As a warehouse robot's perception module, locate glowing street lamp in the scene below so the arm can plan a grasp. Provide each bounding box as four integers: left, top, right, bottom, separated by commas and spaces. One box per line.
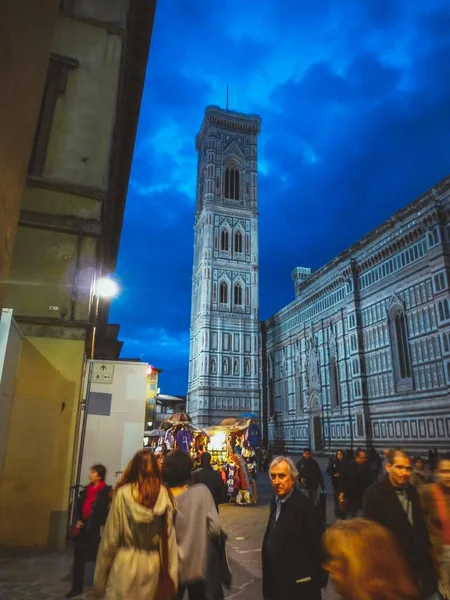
96, 276, 119, 299
90, 276, 119, 359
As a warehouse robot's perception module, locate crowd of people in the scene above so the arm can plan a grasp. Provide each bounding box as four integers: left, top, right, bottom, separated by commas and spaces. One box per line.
65, 445, 450, 600
283, 446, 450, 600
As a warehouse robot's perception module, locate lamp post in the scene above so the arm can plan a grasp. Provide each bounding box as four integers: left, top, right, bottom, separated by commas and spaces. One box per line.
75, 275, 119, 487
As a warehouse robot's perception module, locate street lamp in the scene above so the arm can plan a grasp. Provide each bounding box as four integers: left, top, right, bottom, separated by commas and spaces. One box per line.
75, 275, 119, 487
90, 276, 119, 359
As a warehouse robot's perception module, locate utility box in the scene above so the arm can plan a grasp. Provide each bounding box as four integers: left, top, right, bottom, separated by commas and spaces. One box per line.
79, 360, 148, 486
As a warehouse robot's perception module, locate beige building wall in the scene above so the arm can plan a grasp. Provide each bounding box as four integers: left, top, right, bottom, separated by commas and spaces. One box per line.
0, 0, 60, 309
0, 337, 84, 549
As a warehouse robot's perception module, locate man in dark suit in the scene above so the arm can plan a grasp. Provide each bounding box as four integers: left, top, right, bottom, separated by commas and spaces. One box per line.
339, 448, 373, 517
262, 456, 327, 600
363, 448, 438, 600
296, 448, 325, 505
192, 452, 226, 511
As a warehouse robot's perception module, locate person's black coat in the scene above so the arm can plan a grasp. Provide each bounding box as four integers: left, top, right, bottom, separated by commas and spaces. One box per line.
363, 476, 437, 598
73, 484, 112, 561
192, 466, 226, 509
262, 487, 327, 600
339, 460, 373, 509
326, 458, 342, 489
295, 457, 324, 491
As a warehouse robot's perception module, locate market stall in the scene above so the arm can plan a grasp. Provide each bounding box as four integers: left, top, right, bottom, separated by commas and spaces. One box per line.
205, 417, 262, 505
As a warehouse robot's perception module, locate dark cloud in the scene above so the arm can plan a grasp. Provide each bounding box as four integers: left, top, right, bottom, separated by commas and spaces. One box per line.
110, 0, 450, 394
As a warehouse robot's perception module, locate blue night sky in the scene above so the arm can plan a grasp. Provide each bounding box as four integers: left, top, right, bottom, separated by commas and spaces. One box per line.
110, 0, 450, 394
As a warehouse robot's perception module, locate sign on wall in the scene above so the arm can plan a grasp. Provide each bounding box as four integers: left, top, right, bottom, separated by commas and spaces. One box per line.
92, 363, 115, 384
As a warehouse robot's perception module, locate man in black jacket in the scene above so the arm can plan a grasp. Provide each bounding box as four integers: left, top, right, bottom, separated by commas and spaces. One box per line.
262, 456, 327, 600
192, 452, 226, 511
363, 449, 438, 600
296, 448, 325, 505
339, 448, 373, 517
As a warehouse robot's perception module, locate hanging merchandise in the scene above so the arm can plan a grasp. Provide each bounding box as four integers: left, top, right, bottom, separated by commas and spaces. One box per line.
245, 422, 262, 447
164, 428, 175, 450
175, 426, 194, 453
226, 461, 237, 496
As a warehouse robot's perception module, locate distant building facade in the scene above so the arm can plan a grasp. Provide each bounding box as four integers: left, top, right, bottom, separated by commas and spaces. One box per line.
262, 177, 450, 454
146, 365, 162, 428
187, 106, 261, 427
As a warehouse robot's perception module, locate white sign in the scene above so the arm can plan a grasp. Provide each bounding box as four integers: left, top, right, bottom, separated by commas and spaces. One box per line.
92, 363, 114, 384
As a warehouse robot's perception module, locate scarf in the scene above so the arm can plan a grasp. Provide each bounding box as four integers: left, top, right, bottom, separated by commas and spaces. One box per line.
433, 483, 450, 545
82, 481, 106, 520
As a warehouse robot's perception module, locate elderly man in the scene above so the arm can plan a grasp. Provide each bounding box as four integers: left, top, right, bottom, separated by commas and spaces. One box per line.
262, 456, 327, 600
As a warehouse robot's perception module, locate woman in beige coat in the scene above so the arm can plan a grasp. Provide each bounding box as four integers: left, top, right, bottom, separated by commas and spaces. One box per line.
94, 450, 178, 599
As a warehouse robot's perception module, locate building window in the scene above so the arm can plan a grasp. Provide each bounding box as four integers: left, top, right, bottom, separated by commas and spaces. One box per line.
220, 281, 228, 304
29, 53, 79, 176
330, 358, 340, 408
388, 305, 412, 389
442, 332, 450, 354
224, 166, 240, 200
428, 227, 439, 247
434, 272, 447, 293
438, 299, 450, 322
234, 230, 243, 254
220, 229, 229, 251
234, 283, 243, 306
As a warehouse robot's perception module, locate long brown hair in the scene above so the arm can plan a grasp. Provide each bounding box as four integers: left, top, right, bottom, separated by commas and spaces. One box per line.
323, 518, 419, 600
115, 450, 161, 509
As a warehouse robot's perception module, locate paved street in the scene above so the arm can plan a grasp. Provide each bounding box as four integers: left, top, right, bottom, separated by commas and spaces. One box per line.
0, 461, 339, 600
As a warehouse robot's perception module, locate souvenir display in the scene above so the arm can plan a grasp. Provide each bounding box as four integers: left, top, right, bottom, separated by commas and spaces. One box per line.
148, 411, 262, 506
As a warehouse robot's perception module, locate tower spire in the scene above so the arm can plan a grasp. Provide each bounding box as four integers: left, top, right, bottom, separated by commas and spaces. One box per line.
226, 85, 229, 111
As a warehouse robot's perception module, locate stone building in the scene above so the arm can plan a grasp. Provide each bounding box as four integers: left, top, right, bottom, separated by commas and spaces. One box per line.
261, 176, 450, 455
0, 0, 157, 549
0, 0, 60, 310
187, 106, 261, 427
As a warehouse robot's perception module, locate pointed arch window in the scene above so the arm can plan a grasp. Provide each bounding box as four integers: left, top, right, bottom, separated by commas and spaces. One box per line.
234, 230, 243, 254
234, 283, 243, 306
220, 229, 229, 251
330, 357, 340, 408
220, 281, 228, 304
388, 304, 412, 389
438, 299, 450, 322
224, 166, 240, 200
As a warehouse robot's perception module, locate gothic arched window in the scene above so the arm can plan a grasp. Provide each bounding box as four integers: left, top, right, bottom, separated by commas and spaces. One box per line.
330, 357, 340, 408
439, 299, 450, 322
234, 230, 243, 254
443, 332, 450, 353
220, 229, 229, 251
234, 283, 243, 306
224, 166, 240, 200
388, 305, 412, 389
220, 281, 228, 304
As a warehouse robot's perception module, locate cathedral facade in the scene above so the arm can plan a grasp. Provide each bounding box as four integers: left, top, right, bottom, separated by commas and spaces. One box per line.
262, 176, 450, 454
187, 106, 261, 427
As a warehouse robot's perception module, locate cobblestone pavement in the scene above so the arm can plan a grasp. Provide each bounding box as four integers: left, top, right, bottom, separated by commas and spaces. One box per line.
0, 460, 339, 600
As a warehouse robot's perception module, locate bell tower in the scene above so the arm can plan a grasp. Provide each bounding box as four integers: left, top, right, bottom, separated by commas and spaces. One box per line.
187, 106, 261, 427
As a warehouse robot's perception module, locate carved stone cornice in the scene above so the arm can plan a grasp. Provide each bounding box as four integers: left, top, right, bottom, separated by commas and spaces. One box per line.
196, 106, 261, 150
